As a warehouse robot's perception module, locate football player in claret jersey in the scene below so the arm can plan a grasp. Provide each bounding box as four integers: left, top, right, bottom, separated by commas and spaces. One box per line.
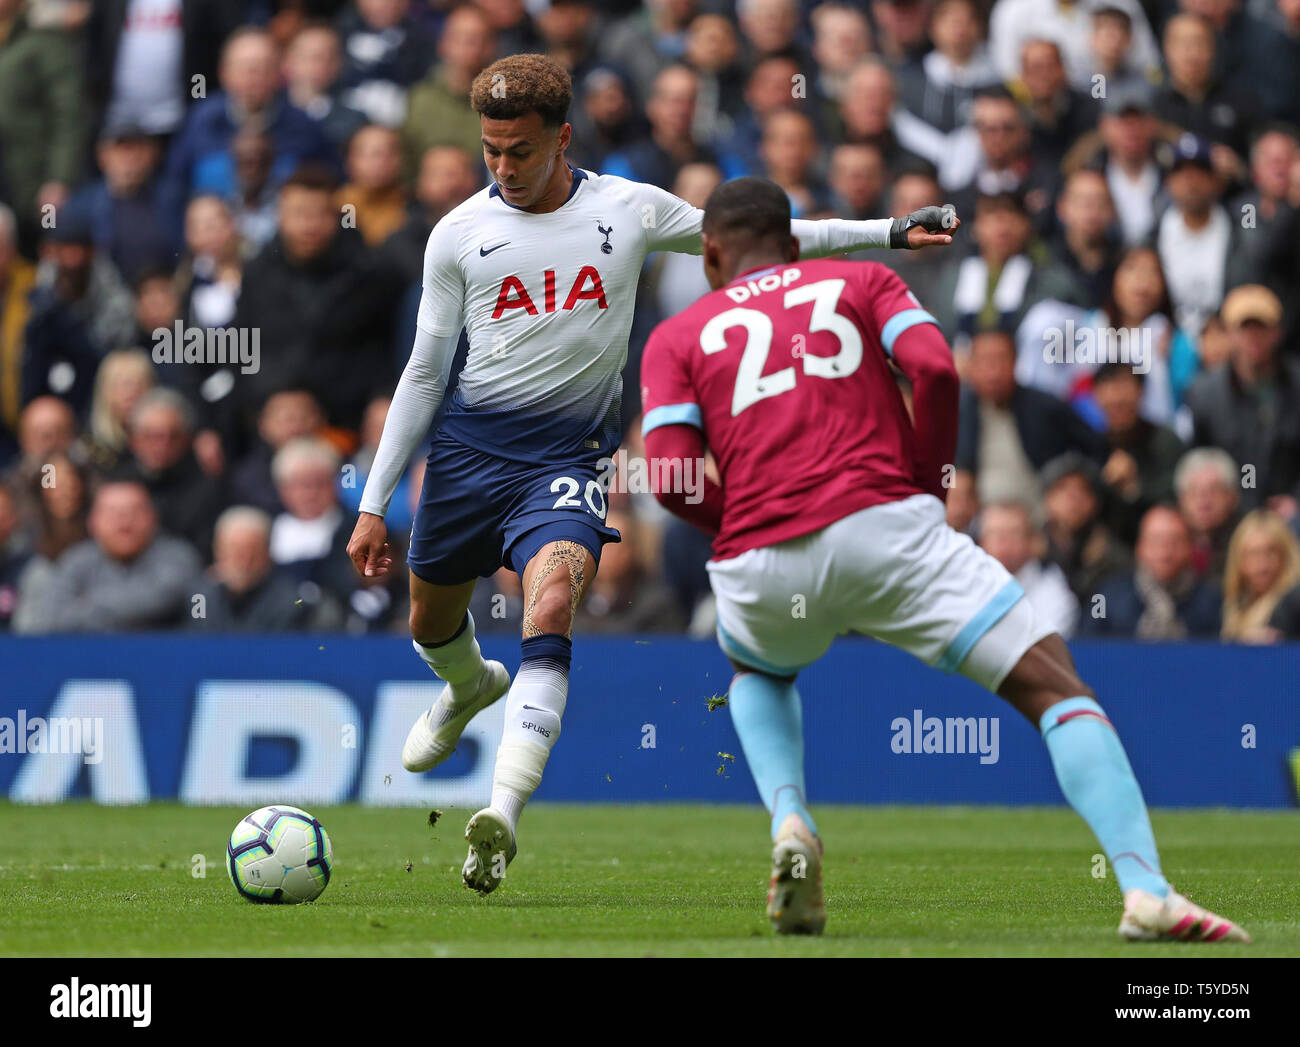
345, 54, 959, 895
641, 177, 1249, 942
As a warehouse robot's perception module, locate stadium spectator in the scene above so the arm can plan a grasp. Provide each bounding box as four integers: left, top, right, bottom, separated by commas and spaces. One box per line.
535, 0, 602, 84
760, 109, 829, 217
1037, 168, 1120, 311
602, 0, 700, 106
1245, 0, 1300, 126
84, 0, 240, 141
1081, 504, 1222, 638
958, 329, 1108, 510
1017, 38, 1097, 177
271, 435, 399, 632
1229, 127, 1299, 288
27, 213, 136, 412
939, 87, 1055, 232
16, 478, 200, 633
716, 54, 805, 178
988, 0, 1161, 91
895, 0, 996, 134
1156, 134, 1234, 337
1184, 284, 1300, 513
7, 452, 88, 633
1092, 362, 1186, 545
810, 3, 874, 110
2, 395, 80, 541
1080, 83, 1165, 247
339, 124, 408, 246
232, 165, 399, 429
334, 0, 434, 128
565, 64, 648, 173
83, 347, 156, 477
215, 126, 281, 251
1153, 14, 1252, 177
1087, 5, 1148, 102
178, 195, 243, 333
829, 143, 888, 222
1040, 450, 1132, 602
282, 20, 367, 154
871, 0, 933, 70
159, 27, 336, 234
603, 64, 739, 188
230, 389, 326, 516
978, 499, 1079, 636
0, 0, 84, 256
473, 0, 543, 57
0, 204, 37, 464
1219, 508, 1300, 642
1175, 446, 1242, 584
736, 0, 807, 66
837, 59, 931, 173
933, 193, 1045, 349
115, 387, 227, 557
401, 4, 497, 175
0, 481, 26, 630
64, 123, 175, 286
574, 507, 686, 633
681, 12, 747, 145
188, 505, 317, 632
378, 144, 479, 289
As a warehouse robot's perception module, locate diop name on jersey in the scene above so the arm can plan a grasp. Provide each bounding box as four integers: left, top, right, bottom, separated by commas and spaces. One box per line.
492, 266, 609, 318
724, 266, 804, 304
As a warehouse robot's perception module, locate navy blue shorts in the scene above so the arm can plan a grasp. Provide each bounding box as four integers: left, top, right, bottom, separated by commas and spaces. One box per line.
407, 430, 621, 586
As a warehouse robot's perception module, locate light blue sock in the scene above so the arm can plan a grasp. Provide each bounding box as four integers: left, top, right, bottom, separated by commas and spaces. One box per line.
1040, 697, 1169, 898
728, 672, 817, 839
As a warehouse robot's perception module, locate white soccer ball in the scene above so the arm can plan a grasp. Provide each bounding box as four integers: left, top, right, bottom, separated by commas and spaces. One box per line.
227, 805, 334, 904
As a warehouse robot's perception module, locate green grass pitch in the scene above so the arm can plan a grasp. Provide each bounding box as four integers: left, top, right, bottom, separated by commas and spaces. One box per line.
1, 802, 1295, 957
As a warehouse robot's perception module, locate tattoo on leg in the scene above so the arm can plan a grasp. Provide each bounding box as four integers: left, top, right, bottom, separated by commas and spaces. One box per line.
523, 541, 588, 638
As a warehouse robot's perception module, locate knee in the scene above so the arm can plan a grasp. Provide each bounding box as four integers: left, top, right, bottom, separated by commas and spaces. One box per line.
527, 573, 575, 636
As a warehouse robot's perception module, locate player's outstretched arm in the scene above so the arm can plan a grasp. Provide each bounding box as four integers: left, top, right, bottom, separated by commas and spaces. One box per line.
348, 325, 459, 578
791, 204, 960, 258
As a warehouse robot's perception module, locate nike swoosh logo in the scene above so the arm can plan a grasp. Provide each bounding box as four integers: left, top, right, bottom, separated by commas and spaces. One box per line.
479, 241, 510, 256
521, 704, 543, 712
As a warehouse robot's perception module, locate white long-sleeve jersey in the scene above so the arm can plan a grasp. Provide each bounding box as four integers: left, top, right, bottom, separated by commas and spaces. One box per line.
359, 166, 894, 517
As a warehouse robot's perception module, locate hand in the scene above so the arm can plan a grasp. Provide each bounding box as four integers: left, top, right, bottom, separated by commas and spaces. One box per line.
1102, 449, 1139, 500
347, 512, 393, 578
892, 204, 960, 249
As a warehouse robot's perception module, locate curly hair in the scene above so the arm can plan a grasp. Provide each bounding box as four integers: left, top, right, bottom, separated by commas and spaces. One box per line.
471, 54, 572, 128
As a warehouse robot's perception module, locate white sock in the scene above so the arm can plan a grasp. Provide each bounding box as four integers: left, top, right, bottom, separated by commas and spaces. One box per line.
412, 612, 487, 712
490, 658, 568, 833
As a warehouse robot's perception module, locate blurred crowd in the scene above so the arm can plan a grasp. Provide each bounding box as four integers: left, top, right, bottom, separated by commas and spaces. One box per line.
2, 0, 1300, 643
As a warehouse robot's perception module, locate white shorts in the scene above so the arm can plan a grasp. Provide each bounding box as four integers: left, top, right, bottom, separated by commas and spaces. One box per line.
706, 494, 1055, 692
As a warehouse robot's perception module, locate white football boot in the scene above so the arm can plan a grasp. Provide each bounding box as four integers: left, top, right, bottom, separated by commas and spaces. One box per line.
766, 813, 826, 935
401, 661, 511, 772
462, 807, 516, 895
1119, 887, 1251, 943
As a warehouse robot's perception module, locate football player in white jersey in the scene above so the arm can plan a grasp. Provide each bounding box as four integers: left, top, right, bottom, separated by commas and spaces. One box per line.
346, 53, 958, 895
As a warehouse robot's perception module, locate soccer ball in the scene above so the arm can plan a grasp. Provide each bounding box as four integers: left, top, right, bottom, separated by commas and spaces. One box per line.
227, 805, 333, 904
